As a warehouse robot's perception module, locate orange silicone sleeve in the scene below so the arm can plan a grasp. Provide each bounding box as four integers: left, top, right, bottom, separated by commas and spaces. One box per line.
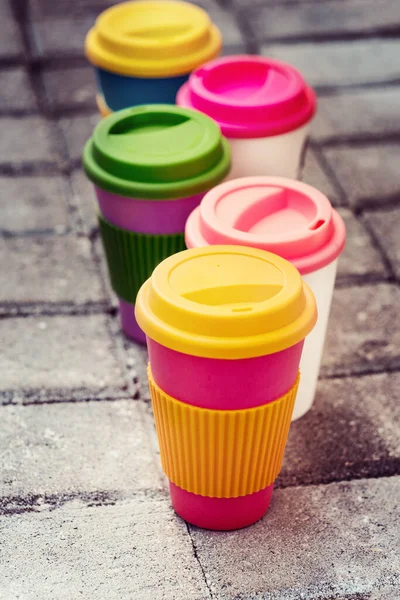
148, 367, 299, 498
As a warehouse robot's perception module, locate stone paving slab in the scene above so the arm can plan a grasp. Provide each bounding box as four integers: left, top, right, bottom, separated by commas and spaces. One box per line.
0, 68, 37, 114
0, 497, 210, 600
281, 372, 400, 487
322, 143, 400, 211
245, 0, 400, 42
336, 209, 388, 284
321, 283, 400, 377
364, 208, 400, 280
31, 16, 96, 58
0, 235, 105, 305
0, 399, 162, 500
0, 1, 24, 60
262, 40, 400, 89
0, 315, 129, 403
301, 148, 343, 206
311, 87, 400, 144
59, 112, 100, 165
70, 168, 99, 235
0, 116, 63, 171
190, 476, 400, 600
41, 66, 97, 112
0, 175, 70, 234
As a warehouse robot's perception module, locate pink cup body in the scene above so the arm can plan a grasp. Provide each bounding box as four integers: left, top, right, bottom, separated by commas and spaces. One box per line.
94, 186, 203, 342
148, 337, 303, 530
95, 187, 204, 235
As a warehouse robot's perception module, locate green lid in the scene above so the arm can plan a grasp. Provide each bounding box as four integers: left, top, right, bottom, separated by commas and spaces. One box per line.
83, 105, 231, 200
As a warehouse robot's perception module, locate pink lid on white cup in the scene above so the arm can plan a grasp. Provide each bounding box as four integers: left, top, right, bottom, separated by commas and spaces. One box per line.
177, 55, 316, 139
185, 177, 345, 275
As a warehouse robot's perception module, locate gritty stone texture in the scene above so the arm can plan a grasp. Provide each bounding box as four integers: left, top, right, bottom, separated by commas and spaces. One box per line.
0, 315, 128, 401
32, 16, 95, 58
322, 143, 400, 210
1, 1, 399, 598
0, 399, 162, 497
0, 236, 105, 305
301, 148, 341, 206
0, 1, 23, 60
0, 498, 210, 600
262, 40, 400, 88
59, 112, 100, 164
191, 477, 400, 600
70, 168, 98, 234
0, 68, 37, 113
336, 209, 387, 283
364, 208, 400, 280
42, 66, 97, 111
281, 372, 400, 487
246, 0, 400, 41
204, 4, 244, 49
312, 87, 400, 143
30, 0, 143, 18
0, 116, 62, 168
92, 235, 116, 307
0, 175, 70, 234
321, 284, 400, 377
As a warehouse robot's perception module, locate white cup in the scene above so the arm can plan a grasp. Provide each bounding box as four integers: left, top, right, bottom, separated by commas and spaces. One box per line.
185, 177, 346, 420
177, 55, 316, 181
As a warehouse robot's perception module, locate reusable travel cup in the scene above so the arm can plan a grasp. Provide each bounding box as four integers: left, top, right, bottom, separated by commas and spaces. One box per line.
82, 105, 230, 343
185, 178, 346, 420
85, 1, 222, 112
135, 246, 317, 529
177, 55, 316, 180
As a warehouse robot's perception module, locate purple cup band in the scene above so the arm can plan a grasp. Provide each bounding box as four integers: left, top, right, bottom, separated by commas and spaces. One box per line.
95, 187, 204, 235
119, 299, 146, 344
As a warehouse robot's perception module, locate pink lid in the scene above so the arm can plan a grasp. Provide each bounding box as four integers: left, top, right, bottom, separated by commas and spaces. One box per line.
176, 55, 316, 139
185, 177, 346, 274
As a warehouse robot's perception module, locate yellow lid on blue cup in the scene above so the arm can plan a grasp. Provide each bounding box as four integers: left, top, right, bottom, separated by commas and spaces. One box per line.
85, 1, 222, 78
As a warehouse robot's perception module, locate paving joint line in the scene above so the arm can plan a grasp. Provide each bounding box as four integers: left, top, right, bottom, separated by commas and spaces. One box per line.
309, 144, 348, 206
0, 488, 169, 517
360, 213, 397, 280
320, 363, 400, 380
186, 522, 215, 600
0, 301, 114, 318
252, 29, 400, 45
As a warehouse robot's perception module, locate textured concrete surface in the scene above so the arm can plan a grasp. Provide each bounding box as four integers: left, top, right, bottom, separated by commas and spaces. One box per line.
190, 477, 400, 600
322, 143, 400, 210
262, 39, 400, 88
0, 236, 105, 304
0, 315, 129, 401
312, 87, 400, 143
364, 208, 400, 280
0, 399, 162, 499
0, 176, 70, 234
1, 0, 399, 598
322, 284, 400, 377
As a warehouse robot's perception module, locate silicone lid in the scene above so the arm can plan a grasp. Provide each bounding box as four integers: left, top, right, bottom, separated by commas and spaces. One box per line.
177, 55, 316, 138
185, 177, 346, 275
83, 105, 231, 200
135, 245, 317, 359
85, 1, 222, 78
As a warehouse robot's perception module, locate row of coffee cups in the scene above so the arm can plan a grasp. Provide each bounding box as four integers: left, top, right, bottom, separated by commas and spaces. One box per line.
82, 1, 346, 530
85, 1, 316, 180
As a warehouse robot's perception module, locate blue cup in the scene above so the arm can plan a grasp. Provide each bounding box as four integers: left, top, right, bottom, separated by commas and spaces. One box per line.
96, 68, 189, 111
85, 1, 222, 114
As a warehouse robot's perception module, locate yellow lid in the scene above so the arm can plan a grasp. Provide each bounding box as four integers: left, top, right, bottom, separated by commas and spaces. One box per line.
85, 1, 222, 78
135, 246, 317, 359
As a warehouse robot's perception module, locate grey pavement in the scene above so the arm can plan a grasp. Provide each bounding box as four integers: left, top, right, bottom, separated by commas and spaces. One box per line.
0, 0, 399, 598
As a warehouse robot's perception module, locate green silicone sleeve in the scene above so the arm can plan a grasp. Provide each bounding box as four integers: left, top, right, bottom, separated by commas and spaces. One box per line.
98, 215, 186, 303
